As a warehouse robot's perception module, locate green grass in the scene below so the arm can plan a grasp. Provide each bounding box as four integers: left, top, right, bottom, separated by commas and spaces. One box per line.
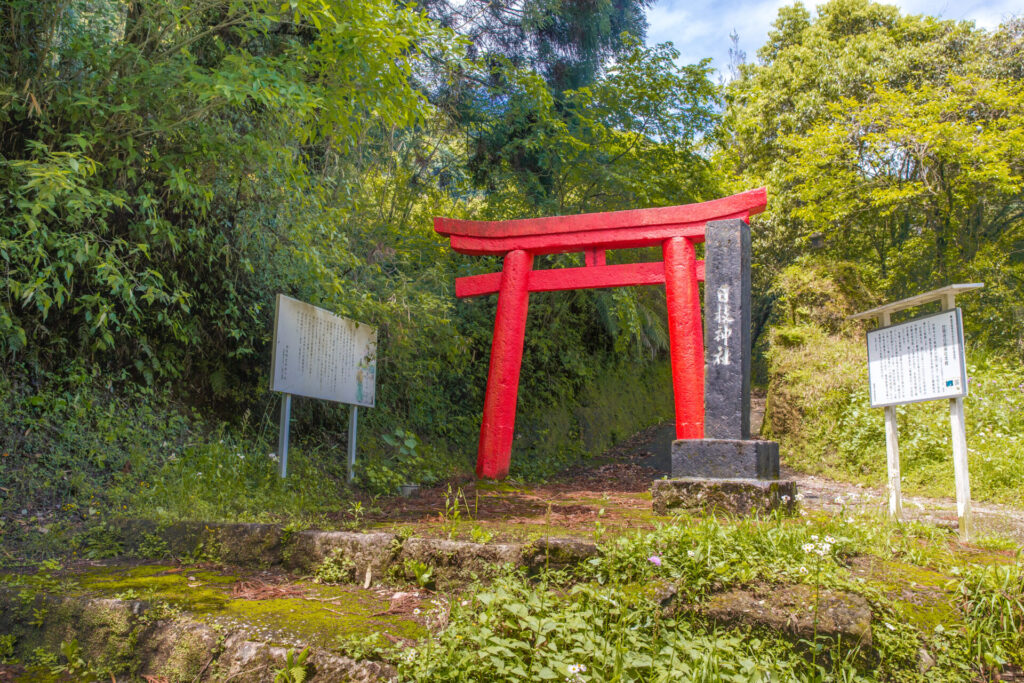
397, 511, 1022, 682
766, 323, 1024, 505
0, 357, 674, 563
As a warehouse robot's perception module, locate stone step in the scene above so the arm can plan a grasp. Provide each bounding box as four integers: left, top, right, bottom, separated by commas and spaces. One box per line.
114, 520, 600, 589
0, 563, 417, 681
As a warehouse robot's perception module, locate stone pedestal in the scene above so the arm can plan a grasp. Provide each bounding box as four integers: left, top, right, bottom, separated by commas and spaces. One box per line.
652, 478, 797, 516
671, 439, 779, 479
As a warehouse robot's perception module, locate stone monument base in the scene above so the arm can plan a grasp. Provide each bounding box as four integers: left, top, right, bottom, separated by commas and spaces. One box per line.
672, 438, 779, 479
651, 477, 797, 515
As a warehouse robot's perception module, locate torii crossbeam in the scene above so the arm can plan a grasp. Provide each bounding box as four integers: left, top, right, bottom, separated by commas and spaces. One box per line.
435, 188, 768, 479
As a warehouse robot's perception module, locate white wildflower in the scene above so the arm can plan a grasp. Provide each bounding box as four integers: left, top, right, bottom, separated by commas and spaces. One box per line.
798, 566, 808, 575
687, 550, 695, 558
795, 493, 804, 502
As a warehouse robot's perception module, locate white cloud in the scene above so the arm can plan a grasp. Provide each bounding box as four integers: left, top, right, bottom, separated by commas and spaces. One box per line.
646, 0, 1022, 77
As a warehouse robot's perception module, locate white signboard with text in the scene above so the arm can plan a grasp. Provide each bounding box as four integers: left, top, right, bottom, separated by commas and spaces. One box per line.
270, 295, 377, 407
866, 308, 967, 408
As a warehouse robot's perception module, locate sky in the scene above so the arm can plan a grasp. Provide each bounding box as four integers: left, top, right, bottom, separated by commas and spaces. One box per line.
645, 0, 1021, 77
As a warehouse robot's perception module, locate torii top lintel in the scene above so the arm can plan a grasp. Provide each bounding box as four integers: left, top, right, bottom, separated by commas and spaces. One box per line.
433, 187, 767, 256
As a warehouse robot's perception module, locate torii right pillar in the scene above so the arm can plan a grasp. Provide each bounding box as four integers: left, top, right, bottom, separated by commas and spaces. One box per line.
653, 219, 797, 515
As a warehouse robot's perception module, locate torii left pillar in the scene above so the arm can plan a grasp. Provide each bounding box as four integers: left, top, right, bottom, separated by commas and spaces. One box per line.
477, 249, 534, 478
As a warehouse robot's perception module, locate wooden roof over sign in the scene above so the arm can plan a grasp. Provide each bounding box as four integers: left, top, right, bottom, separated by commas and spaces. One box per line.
848, 283, 984, 321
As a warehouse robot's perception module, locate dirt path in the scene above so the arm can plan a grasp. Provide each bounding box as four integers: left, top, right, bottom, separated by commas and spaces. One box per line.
784, 466, 1024, 544
357, 419, 1023, 546
609, 418, 1024, 544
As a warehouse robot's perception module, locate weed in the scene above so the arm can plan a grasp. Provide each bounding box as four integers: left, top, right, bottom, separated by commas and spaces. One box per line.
345, 500, 366, 530
136, 531, 170, 559
404, 559, 435, 590
313, 550, 356, 584
400, 575, 864, 681
592, 507, 607, 544
955, 562, 1024, 674
335, 633, 398, 663
440, 484, 470, 539
273, 646, 311, 683
0, 634, 15, 664
469, 525, 495, 544
74, 521, 124, 559
28, 640, 98, 680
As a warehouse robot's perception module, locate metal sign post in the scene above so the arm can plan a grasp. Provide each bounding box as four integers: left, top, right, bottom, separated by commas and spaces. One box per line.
347, 405, 358, 484
850, 283, 982, 540
278, 393, 292, 478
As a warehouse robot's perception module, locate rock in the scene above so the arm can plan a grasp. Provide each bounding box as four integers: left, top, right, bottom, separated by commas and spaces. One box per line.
140, 619, 220, 681
285, 530, 399, 579
652, 581, 678, 607
0, 587, 397, 681
520, 537, 599, 571
399, 537, 523, 580
217, 523, 284, 566
215, 634, 395, 682
679, 585, 872, 648
917, 647, 936, 674
671, 439, 779, 479
651, 477, 797, 515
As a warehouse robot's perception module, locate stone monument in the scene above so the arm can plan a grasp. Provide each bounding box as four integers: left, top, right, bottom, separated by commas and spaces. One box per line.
652, 219, 797, 515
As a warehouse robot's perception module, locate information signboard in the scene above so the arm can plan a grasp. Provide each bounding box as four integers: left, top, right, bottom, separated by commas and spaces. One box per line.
866, 308, 967, 408
270, 295, 377, 407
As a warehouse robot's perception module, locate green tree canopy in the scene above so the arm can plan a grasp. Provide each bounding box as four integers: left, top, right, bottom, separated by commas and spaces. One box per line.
724, 0, 1024, 354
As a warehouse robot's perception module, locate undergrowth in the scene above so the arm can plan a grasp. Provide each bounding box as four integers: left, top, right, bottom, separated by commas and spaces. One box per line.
0, 357, 672, 563
396, 511, 1023, 682
766, 324, 1024, 505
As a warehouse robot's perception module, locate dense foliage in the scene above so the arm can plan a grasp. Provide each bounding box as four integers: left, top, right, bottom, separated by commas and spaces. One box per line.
724, 0, 1024, 356
1, 0, 1022, 529
1, 0, 711, 526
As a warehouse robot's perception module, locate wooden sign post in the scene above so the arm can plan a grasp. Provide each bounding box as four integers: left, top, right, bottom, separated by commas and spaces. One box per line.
850, 284, 982, 540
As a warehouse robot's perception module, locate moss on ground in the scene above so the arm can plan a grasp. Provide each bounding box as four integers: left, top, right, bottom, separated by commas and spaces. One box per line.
854, 558, 960, 633
75, 564, 425, 650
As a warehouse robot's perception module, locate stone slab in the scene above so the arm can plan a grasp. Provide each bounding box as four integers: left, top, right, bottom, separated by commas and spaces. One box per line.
651, 477, 797, 515
521, 537, 600, 571
671, 438, 779, 479
661, 585, 873, 648
285, 530, 399, 578
704, 219, 752, 440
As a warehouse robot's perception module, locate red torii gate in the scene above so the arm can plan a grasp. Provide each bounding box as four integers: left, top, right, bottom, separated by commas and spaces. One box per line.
434, 188, 768, 479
